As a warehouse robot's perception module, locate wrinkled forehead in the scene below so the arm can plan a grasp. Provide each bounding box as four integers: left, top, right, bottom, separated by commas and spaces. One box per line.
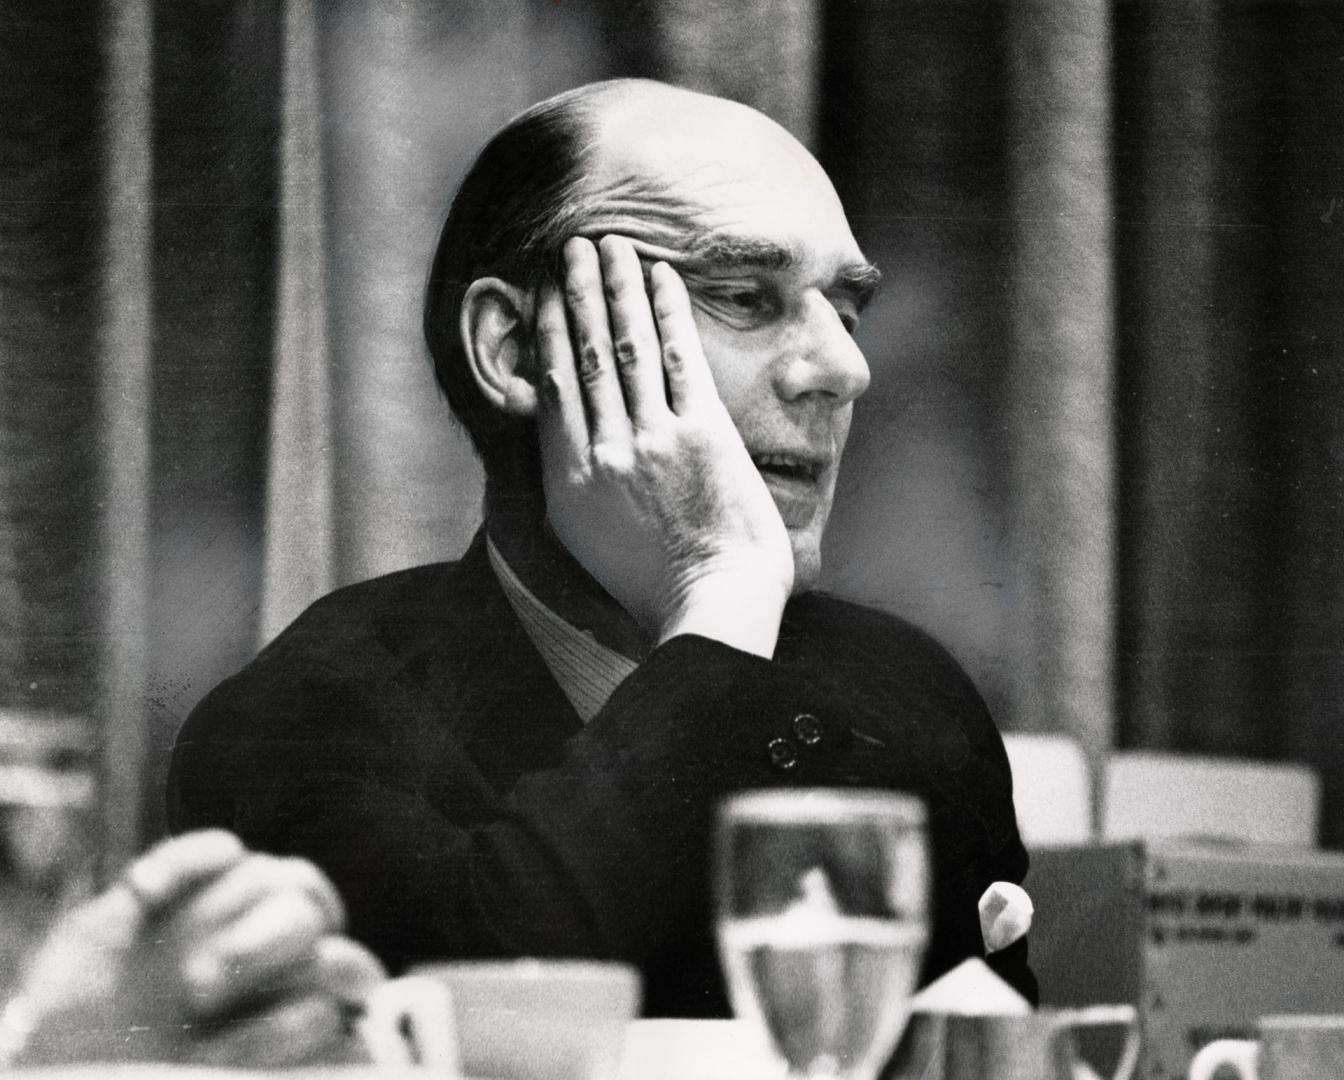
577, 94, 863, 267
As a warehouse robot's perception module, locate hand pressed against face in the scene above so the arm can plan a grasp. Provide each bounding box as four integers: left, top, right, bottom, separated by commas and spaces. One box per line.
572, 89, 877, 589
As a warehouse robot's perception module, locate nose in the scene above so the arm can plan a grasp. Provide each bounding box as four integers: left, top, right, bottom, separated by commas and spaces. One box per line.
775, 293, 871, 405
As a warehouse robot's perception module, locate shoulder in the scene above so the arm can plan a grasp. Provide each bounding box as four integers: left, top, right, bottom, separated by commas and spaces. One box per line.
781, 590, 985, 707
179, 549, 506, 740
168, 551, 506, 828
781, 590, 1011, 807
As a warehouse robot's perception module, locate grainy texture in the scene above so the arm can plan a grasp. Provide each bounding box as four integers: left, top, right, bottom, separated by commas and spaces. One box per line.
260, 0, 334, 646
99, 0, 153, 874
3, 0, 1343, 851
1003, 1, 1116, 778
0, 2, 102, 719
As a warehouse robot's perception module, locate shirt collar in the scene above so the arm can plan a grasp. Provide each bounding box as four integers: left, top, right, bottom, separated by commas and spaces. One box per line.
486, 535, 637, 723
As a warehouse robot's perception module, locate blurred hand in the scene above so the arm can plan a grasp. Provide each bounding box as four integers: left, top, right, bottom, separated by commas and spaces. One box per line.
537, 235, 793, 657
12, 830, 386, 1067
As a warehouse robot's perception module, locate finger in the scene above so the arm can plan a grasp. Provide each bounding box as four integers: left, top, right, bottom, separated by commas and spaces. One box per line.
120, 830, 247, 913
172, 853, 346, 941
650, 262, 717, 414
183, 890, 328, 1016
190, 993, 345, 1069
599, 235, 666, 424
563, 236, 628, 445
191, 934, 385, 1018
534, 282, 588, 473
312, 935, 388, 1008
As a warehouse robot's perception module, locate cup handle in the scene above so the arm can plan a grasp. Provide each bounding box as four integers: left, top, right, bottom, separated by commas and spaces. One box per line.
358, 974, 462, 1074
1187, 1039, 1257, 1080
1049, 1005, 1142, 1080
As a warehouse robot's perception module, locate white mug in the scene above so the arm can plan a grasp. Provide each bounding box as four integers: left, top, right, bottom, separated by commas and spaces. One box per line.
1188, 1016, 1344, 1080
360, 960, 641, 1080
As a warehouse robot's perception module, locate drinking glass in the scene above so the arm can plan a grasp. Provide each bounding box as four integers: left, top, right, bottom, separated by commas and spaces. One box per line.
714, 789, 929, 1080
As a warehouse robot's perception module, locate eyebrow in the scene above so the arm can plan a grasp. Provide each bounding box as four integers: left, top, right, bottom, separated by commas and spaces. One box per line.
682, 232, 796, 271
675, 230, 882, 310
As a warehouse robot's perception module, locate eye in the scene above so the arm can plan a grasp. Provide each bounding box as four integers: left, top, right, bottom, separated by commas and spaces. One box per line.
723, 288, 770, 312
830, 297, 861, 336
696, 283, 781, 329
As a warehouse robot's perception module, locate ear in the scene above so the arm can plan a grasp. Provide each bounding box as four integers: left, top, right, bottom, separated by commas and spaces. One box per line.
460, 277, 537, 417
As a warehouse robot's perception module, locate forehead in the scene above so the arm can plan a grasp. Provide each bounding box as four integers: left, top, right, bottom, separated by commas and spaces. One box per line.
578, 92, 865, 272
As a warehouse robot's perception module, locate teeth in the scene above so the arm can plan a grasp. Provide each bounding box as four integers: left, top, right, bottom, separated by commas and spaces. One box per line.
752, 453, 823, 480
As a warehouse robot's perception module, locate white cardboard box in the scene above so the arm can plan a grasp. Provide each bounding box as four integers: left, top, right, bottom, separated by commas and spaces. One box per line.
1028, 840, 1344, 1080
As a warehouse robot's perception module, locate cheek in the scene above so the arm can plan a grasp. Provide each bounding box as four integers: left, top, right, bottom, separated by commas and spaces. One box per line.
692, 315, 774, 420
833, 406, 855, 452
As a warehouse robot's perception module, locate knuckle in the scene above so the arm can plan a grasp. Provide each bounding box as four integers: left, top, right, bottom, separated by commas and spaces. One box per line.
589, 443, 632, 476
564, 280, 591, 310
278, 854, 320, 882
286, 891, 329, 937
632, 428, 671, 460
564, 275, 593, 309
613, 336, 639, 370
577, 343, 605, 381
236, 851, 283, 883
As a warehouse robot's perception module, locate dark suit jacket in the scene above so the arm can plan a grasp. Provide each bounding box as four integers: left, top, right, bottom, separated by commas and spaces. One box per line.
168, 533, 1034, 1015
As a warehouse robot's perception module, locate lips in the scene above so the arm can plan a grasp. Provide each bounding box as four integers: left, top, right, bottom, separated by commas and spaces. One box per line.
750, 450, 831, 528
749, 452, 827, 484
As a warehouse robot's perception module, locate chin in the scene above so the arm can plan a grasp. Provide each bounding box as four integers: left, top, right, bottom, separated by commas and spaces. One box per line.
789, 539, 823, 594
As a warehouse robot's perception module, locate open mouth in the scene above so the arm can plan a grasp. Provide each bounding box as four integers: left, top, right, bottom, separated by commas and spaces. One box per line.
750, 453, 824, 485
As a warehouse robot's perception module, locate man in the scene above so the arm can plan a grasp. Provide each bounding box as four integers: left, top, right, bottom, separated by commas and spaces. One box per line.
3, 830, 384, 1066
169, 79, 1033, 1015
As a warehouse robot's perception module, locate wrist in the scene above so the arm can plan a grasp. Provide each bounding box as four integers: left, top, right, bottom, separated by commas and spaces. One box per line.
656, 571, 790, 658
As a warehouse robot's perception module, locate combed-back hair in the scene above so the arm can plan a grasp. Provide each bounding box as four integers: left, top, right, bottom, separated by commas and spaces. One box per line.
424, 82, 621, 486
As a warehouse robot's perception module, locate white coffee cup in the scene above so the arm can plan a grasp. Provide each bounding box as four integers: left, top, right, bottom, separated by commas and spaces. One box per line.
1188, 1015, 1344, 1080
361, 959, 641, 1080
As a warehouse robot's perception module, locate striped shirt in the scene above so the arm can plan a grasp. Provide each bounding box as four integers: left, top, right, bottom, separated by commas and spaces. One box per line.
486, 536, 638, 723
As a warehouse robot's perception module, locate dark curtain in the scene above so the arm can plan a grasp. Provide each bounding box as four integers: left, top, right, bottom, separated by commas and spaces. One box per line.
2, 0, 1342, 855
1114, 1, 1344, 841
0, 3, 102, 722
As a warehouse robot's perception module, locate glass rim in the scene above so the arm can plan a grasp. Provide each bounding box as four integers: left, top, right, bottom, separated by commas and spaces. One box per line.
1260, 1014, 1344, 1031
718, 788, 926, 825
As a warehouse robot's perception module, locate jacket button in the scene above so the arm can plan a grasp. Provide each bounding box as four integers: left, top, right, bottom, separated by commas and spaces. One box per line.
767, 737, 798, 770
792, 713, 823, 745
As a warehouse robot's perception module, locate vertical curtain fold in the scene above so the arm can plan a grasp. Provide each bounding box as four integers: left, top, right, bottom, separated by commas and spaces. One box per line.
140, 0, 282, 841
98, 0, 153, 872
1114, 0, 1225, 751
1116, 1, 1285, 758
817, 3, 1017, 724
260, 0, 334, 646
1265, 5, 1344, 845
1001, 2, 1117, 776
320, 0, 518, 589
641, 0, 820, 148
0, 3, 102, 722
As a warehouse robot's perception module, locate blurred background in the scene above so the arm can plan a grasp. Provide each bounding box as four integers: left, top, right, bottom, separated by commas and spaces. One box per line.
1, 0, 1341, 946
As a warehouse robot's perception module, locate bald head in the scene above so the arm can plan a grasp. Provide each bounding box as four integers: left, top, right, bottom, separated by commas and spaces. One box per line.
423, 79, 869, 494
